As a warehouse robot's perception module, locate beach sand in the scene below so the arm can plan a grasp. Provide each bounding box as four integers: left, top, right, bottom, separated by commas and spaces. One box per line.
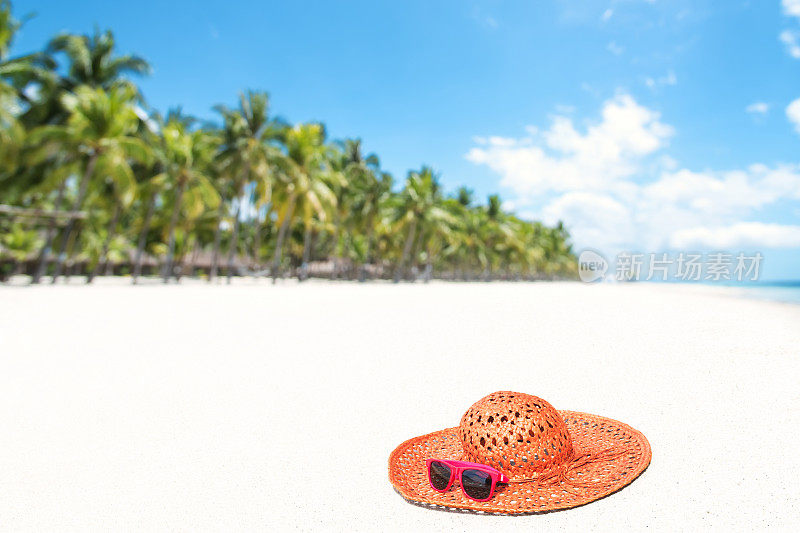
1, 280, 799, 531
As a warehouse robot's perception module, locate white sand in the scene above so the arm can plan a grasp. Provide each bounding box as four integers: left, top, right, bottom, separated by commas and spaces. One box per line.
1, 279, 799, 531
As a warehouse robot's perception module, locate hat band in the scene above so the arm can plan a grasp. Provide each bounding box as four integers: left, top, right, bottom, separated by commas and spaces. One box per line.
506, 447, 627, 487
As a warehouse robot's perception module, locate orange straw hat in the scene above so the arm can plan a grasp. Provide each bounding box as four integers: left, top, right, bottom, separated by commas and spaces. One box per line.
389, 391, 651, 514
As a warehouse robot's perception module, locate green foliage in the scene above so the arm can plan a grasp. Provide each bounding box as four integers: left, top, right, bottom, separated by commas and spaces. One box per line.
0, 1, 576, 281
1, 222, 41, 261
47, 29, 150, 90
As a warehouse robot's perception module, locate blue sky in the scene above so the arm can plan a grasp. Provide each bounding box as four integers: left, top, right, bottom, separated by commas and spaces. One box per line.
13, 0, 800, 279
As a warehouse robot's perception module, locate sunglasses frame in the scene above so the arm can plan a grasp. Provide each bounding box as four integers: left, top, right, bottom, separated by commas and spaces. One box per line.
426, 459, 509, 502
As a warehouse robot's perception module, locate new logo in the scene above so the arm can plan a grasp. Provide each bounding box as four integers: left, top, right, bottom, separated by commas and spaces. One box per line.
578, 249, 608, 283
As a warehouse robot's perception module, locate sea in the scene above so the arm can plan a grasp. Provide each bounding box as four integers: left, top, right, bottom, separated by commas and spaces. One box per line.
717, 280, 800, 305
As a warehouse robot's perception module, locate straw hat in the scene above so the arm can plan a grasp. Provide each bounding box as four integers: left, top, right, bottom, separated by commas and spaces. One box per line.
388, 391, 651, 514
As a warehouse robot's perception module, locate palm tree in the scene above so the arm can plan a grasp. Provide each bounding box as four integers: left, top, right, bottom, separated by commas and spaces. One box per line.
86, 177, 127, 282
214, 91, 284, 283
0, 0, 21, 66
158, 116, 220, 282
17, 28, 149, 130
0, 88, 23, 186
0, 0, 581, 284
19, 26, 151, 282
477, 194, 516, 280
296, 159, 343, 281
130, 114, 166, 283
207, 164, 232, 281
354, 170, 392, 280
540, 221, 575, 277
332, 138, 384, 280
270, 122, 341, 283
1, 0, 56, 111
1, 0, 56, 203
328, 139, 375, 278
391, 166, 449, 282
47, 29, 150, 90
27, 84, 150, 282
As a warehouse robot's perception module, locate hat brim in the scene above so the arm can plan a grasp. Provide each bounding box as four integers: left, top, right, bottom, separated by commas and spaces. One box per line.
388, 410, 651, 514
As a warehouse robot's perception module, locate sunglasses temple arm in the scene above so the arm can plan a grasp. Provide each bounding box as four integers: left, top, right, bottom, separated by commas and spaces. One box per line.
499, 473, 509, 483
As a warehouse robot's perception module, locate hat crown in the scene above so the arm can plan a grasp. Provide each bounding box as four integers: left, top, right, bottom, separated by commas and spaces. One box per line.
458, 391, 574, 478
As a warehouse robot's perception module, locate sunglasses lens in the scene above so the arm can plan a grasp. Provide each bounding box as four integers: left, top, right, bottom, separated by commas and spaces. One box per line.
428, 461, 452, 490
461, 468, 493, 500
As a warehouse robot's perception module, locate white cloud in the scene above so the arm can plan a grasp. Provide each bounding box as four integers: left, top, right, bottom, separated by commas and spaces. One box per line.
465, 94, 673, 197
467, 95, 800, 253
780, 3, 800, 59
488, 136, 518, 147
645, 71, 677, 90
601, 9, 613, 22
745, 102, 769, 115
607, 41, 624, 55
631, 165, 800, 251
580, 82, 600, 97
541, 192, 635, 250
783, 0, 800, 18
644, 166, 800, 214
660, 155, 679, 170
780, 30, 800, 58
671, 223, 800, 249
787, 97, 800, 133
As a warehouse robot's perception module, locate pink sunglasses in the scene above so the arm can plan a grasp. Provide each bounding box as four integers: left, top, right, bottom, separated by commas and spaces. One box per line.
426, 459, 509, 502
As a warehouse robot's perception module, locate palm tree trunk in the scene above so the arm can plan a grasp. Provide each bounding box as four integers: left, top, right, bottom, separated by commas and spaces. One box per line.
208, 201, 226, 282
225, 198, 242, 284
32, 177, 67, 284
483, 239, 494, 281
359, 215, 375, 282
132, 189, 157, 284
424, 245, 433, 283
162, 181, 187, 283
251, 217, 262, 276
299, 222, 312, 282
88, 200, 121, 283
176, 234, 197, 282
393, 218, 417, 283
103, 251, 114, 276
225, 166, 250, 285
63, 234, 79, 282
52, 152, 98, 283
271, 191, 297, 283
189, 240, 201, 278
103, 204, 124, 278
331, 210, 342, 280
408, 227, 425, 282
